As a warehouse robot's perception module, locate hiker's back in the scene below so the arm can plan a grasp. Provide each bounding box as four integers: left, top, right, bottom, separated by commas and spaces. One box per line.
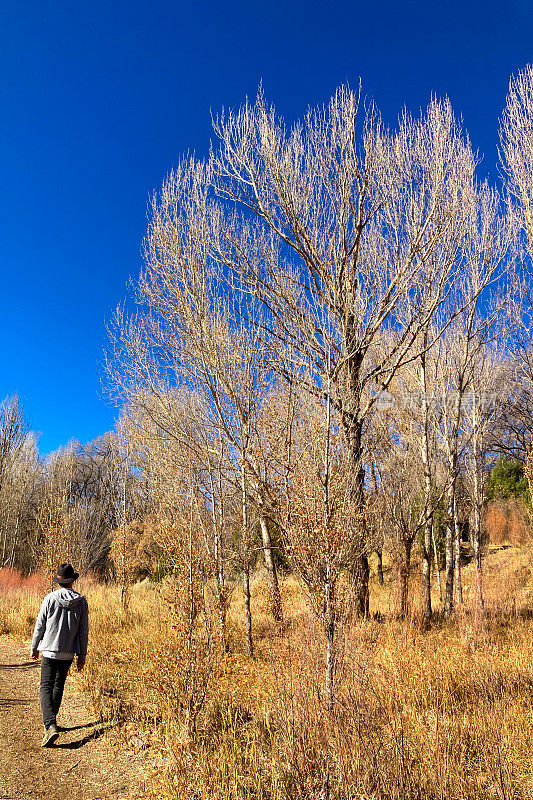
36, 587, 88, 656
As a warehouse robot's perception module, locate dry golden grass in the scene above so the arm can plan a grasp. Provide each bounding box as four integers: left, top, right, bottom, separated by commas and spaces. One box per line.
0, 568, 46, 637
2, 550, 533, 799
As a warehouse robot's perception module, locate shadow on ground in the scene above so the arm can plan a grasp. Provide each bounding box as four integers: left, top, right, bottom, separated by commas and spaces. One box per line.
0, 697, 31, 706
58, 722, 93, 733
56, 724, 111, 750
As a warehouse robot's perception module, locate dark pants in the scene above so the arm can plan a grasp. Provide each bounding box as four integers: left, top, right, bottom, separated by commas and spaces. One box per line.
40, 657, 73, 729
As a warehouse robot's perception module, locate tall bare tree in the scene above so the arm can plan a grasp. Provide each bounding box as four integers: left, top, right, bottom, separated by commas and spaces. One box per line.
431, 185, 511, 615
500, 65, 533, 493
109, 160, 284, 641
501, 65, 533, 258
0, 396, 35, 569
463, 343, 508, 612
279, 387, 361, 706
212, 88, 480, 614
0, 431, 38, 570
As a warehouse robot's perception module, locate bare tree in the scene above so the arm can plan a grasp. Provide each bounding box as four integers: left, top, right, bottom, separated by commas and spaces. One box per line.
463, 343, 508, 612
212, 88, 480, 614
0, 396, 37, 569
108, 161, 284, 646
0, 396, 28, 488
108, 82, 512, 633
0, 434, 39, 571
118, 389, 238, 651
431, 186, 511, 616
36, 445, 77, 587
368, 364, 448, 620
68, 434, 127, 576
501, 65, 533, 257
416, 329, 443, 625
280, 387, 361, 706
500, 65, 533, 500
372, 449, 425, 619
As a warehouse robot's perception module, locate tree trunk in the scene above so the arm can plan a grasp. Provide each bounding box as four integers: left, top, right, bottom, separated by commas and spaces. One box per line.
9, 519, 18, 568
214, 515, 228, 653
432, 523, 443, 601
339, 329, 369, 618
241, 455, 253, 658
342, 410, 369, 617
473, 517, 484, 612
471, 425, 485, 613
453, 503, 463, 608
213, 532, 228, 654
217, 586, 229, 654
325, 562, 335, 709
444, 375, 465, 616
259, 515, 283, 622
473, 499, 485, 611
208, 452, 229, 653
398, 539, 412, 620
419, 347, 433, 626
370, 463, 384, 588
421, 523, 432, 624
1, 521, 7, 567
243, 564, 253, 658
355, 554, 370, 617
376, 549, 384, 585
120, 583, 129, 613
444, 485, 455, 617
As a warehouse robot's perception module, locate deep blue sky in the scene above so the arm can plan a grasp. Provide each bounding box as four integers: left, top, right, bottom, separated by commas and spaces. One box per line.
1, 0, 532, 454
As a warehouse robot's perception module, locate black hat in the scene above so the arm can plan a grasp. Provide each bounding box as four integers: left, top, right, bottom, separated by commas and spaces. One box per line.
53, 563, 79, 586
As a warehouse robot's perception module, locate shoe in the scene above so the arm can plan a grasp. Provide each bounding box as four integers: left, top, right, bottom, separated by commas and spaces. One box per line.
42, 723, 60, 747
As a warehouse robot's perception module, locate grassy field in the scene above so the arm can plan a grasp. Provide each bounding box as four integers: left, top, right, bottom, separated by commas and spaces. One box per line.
2, 547, 533, 799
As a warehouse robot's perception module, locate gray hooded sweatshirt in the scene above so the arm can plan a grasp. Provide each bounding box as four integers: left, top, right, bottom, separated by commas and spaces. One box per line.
31, 588, 89, 660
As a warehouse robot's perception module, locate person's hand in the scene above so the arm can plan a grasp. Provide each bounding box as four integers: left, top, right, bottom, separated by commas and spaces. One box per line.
76, 659, 86, 672
30, 651, 38, 660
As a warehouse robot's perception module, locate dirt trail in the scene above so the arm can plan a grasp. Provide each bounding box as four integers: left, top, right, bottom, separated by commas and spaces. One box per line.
0, 637, 143, 800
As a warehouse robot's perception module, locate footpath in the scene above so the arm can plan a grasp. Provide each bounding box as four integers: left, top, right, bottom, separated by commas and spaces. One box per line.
0, 637, 142, 800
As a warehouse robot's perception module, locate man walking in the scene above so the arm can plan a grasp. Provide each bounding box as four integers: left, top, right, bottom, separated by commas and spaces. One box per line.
30, 563, 89, 747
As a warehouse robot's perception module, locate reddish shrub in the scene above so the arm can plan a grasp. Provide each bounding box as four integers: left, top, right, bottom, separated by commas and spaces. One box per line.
508, 499, 531, 545
485, 503, 508, 544
485, 499, 531, 546
0, 568, 46, 593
